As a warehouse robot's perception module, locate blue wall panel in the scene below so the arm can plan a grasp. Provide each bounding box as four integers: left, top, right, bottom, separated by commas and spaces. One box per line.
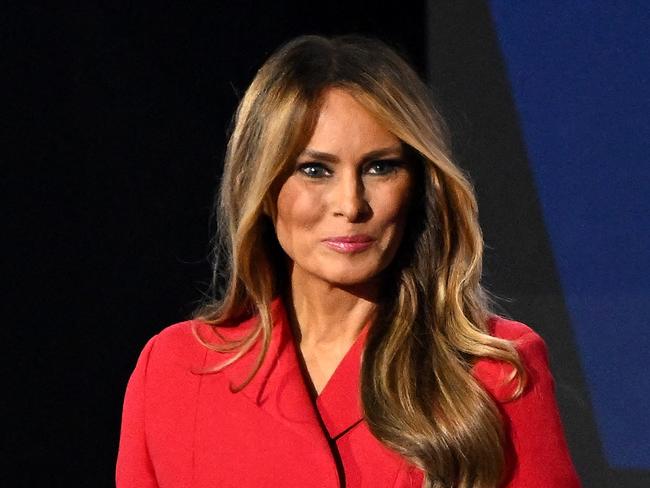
488, 1, 650, 469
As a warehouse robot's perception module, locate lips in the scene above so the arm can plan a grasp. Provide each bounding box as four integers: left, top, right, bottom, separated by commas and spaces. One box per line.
322, 235, 374, 253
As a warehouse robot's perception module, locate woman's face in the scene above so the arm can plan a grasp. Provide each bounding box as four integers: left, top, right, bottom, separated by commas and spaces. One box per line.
274, 88, 414, 288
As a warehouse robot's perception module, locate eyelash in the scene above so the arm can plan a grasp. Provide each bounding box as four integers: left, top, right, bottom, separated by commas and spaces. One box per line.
297, 162, 331, 178
366, 159, 403, 175
297, 159, 404, 178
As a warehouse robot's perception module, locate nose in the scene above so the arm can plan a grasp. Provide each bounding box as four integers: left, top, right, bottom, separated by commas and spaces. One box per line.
332, 170, 371, 222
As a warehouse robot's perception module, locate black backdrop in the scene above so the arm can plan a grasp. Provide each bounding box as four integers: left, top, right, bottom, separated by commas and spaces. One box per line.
6, 1, 640, 486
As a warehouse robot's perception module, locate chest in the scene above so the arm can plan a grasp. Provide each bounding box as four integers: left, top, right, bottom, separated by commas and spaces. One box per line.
144, 358, 424, 488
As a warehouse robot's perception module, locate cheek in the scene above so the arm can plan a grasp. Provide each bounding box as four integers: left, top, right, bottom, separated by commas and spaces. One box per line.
275, 179, 324, 256
372, 179, 413, 230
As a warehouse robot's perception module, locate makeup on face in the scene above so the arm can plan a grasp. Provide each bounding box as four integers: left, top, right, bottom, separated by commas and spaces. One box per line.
274, 88, 414, 288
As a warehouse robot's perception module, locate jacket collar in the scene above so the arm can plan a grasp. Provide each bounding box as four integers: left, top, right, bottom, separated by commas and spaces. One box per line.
198, 296, 366, 442
316, 323, 367, 439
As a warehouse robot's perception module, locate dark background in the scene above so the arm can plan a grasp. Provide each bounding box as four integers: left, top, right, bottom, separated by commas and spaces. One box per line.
6, 1, 648, 486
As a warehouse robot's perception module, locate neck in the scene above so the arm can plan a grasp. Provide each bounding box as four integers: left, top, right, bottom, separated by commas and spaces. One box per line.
284, 268, 379, 349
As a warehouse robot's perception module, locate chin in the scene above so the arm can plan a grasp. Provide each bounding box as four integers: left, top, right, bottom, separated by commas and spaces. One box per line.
317, 261, 385, 288
325, 274, 374, 287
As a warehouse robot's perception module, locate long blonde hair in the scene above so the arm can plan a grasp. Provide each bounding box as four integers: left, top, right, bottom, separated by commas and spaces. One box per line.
195, 35, 525, 487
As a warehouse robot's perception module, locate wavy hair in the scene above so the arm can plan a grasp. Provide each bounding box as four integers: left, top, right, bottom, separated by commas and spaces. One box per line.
194, 34, 525, 488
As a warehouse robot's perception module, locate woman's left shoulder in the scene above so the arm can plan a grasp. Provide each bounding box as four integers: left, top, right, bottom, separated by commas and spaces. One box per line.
474, 316, 551, 401
487, 315, 539, 342
480, 320, 582, 486
487, 315, 550, 363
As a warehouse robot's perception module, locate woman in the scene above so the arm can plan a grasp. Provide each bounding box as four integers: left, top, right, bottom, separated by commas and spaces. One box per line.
117, 35, 580, 488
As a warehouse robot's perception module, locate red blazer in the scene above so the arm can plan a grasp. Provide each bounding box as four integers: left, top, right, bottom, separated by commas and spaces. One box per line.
117, 297, 580, 487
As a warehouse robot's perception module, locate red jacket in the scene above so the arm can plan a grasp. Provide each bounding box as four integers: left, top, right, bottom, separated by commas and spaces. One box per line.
117, 297, 580, 487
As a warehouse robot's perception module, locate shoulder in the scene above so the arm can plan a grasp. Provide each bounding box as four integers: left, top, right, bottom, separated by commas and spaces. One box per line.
149, 320, 204, 358
488, 315, 536, 341
135, 315, 258, 374
131, 320, 215, 380
124, 320, 224, 423
488, 315, 549, 362
484, 318, 582, 485
474, 316, 551, 401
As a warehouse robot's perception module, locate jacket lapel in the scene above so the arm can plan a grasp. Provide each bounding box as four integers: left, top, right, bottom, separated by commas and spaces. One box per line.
201, 297, 327, 445
201, 296, 366, 443
315, 324, 367, 439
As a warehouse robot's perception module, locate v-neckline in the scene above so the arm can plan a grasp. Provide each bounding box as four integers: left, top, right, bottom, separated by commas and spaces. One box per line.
277, 297, 369, 439
310, 323, 369, 399
288, 315, 369, 399
205, 295, 369, 441
312, 323, 368, 438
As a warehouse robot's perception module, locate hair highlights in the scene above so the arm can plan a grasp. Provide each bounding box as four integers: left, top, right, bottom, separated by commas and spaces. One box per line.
194, 35, 525, 487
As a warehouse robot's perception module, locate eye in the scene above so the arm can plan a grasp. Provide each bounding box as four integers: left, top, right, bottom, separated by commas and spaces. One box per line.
365, 159, 403, 175
297, 162, 332, 178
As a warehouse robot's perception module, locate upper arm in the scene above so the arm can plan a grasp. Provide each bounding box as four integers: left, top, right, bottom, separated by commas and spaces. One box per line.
116, 335, 159, 488
501, 332, 581, 488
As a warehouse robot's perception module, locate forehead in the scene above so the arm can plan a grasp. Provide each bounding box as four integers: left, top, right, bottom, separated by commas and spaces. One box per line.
305, 88, 401, 153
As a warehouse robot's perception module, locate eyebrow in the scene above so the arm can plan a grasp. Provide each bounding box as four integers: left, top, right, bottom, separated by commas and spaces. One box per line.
298, 143, 404, 164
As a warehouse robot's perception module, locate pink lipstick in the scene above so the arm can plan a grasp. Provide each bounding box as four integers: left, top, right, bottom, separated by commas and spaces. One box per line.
323, 235, 374, 253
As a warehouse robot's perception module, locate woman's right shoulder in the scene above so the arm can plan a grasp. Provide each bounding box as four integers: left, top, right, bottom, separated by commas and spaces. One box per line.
135, 317, 253, 372
151, 319, 205, 353
130, 321, 207, 375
